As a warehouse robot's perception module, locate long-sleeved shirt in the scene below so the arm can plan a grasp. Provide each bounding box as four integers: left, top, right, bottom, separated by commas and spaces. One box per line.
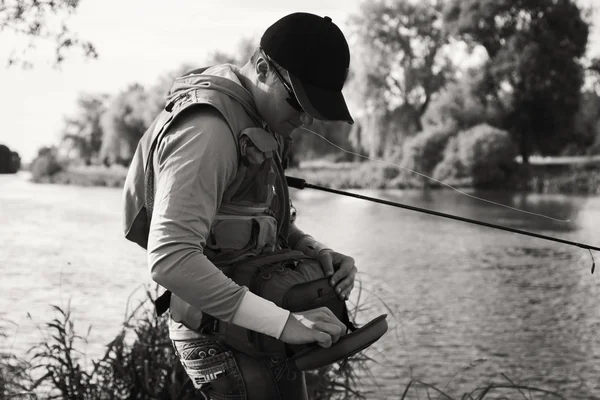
147, 103, 292, 341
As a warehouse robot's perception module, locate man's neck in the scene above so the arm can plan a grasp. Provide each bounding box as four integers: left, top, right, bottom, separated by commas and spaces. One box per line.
234, 65, 271, 132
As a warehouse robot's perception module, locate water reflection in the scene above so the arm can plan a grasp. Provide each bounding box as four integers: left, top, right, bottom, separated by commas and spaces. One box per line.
291, 187, 599, 398
3, 175, 600, 399
466, 189, 584, 232
463, 245, 600, 396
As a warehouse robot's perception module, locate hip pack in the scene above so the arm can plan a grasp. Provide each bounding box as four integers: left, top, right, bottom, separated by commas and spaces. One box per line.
209, 250, 354, 358
202, 249, 388, 371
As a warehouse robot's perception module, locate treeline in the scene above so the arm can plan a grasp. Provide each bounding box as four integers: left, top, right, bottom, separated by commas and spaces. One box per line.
33, 0, 600, 188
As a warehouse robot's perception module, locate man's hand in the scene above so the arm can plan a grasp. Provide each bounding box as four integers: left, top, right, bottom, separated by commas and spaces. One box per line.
279, 307, 347, 348
317, 250, 357, 300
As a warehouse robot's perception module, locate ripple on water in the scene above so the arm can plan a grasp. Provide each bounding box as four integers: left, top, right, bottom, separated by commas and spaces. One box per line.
2, 177, 600, 399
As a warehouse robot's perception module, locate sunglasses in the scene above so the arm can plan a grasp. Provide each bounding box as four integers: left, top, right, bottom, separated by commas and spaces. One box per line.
261, 51, 304, 113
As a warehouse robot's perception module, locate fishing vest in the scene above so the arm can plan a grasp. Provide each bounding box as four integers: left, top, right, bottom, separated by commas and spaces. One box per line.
123, 66, 292, 329
123, 66, 388, 368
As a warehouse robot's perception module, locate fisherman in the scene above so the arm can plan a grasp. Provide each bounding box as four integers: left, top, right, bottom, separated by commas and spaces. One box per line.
122, 12, 358, 399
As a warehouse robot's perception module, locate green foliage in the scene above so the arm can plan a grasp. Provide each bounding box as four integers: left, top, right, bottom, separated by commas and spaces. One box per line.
0, 144, 21, 174
30, 147, 63, 182
398, 122, 458, 187
1, 0, 98, 68
434, 123, 517, 187
443, 0, 590, 161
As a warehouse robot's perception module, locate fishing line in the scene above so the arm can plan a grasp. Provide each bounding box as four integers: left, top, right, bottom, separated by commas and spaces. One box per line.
299, 126, 571, 223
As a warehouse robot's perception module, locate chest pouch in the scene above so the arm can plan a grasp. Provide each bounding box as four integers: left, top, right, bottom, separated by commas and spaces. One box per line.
202, 250, 388, 371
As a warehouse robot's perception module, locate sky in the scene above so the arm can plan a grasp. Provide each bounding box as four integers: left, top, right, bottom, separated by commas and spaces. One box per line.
0, 0, 598, 163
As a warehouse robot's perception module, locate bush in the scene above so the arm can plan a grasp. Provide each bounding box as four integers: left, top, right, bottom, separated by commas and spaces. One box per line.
0, 144, 20, 174
397, 122, 458, 187
432, 137, 469, 185
434, 124, 517, 188
289, 161, 403, 189
30, 147, 64, 182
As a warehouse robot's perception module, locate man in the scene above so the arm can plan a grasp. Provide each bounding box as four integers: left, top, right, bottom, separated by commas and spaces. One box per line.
123, 12, 357, 400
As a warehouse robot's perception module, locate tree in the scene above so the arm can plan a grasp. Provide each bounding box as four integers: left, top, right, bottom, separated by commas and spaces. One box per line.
99, 84, 161, 165
443, 0, 590, 163
587, 57, 600, 94
1, 0, 97, 68
346, 0, 455, 157
203, 36, 257, 66
575, 90, 600, 155
98, 35, 263, 166
60, 93, 109, 164
422, 67, 504, 131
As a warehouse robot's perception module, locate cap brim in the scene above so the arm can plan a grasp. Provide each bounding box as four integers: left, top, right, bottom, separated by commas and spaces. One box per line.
287, 71, 354, 125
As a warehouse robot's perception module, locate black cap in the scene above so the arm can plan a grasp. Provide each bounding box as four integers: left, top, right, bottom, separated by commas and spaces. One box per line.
260, 13, 354, 124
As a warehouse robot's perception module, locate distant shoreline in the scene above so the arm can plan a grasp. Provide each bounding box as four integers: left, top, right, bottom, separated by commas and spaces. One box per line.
23, 159, 600, 195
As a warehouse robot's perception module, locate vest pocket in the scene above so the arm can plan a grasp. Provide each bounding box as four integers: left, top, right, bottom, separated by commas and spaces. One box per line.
208, 215, 277, 253
227, 127, 280, 208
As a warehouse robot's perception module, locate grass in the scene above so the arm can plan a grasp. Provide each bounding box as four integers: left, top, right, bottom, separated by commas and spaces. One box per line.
0, 281, 569, 400
0, 286, 374, 400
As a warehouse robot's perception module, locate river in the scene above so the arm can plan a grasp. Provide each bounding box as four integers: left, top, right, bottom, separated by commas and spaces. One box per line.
1, 172, 599, 399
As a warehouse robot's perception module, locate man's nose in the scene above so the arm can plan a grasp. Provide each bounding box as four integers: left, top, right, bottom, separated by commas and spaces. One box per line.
300, 112, 314, 126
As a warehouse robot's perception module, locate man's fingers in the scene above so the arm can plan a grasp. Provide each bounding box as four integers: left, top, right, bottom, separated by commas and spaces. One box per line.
314, 307, 347, 335
318, 251, 335, 277
312, 321, 344, 344
314, 331, 332, 348
330, 257, 356, 286
331, 265, 357, 295
338, 281, 354, 300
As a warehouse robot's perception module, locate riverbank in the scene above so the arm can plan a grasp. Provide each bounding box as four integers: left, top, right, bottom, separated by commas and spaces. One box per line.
29, 159, 600, 195
0, 288, 568, 400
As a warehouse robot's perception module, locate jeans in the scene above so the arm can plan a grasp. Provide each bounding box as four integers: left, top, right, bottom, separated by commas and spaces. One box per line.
173, 336, 308, 400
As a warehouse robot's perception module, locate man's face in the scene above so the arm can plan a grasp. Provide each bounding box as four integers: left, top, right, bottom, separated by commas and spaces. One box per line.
255, 58, 314, 136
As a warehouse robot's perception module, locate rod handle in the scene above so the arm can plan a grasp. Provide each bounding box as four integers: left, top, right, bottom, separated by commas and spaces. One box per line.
286, 176, 306, 189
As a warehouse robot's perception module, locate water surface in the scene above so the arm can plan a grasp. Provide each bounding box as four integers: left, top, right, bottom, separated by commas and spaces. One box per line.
1, 173, 599, 399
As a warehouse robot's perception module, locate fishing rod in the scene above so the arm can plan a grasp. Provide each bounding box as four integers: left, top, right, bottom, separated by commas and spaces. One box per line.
286, 176, 598, 274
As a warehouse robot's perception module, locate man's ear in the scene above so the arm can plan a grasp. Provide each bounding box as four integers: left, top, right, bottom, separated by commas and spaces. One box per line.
255, 57, 270, 83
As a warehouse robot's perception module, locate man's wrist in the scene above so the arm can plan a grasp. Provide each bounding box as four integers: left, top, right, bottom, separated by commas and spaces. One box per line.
294, 234, 331, 259
231, 291, 290, 339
